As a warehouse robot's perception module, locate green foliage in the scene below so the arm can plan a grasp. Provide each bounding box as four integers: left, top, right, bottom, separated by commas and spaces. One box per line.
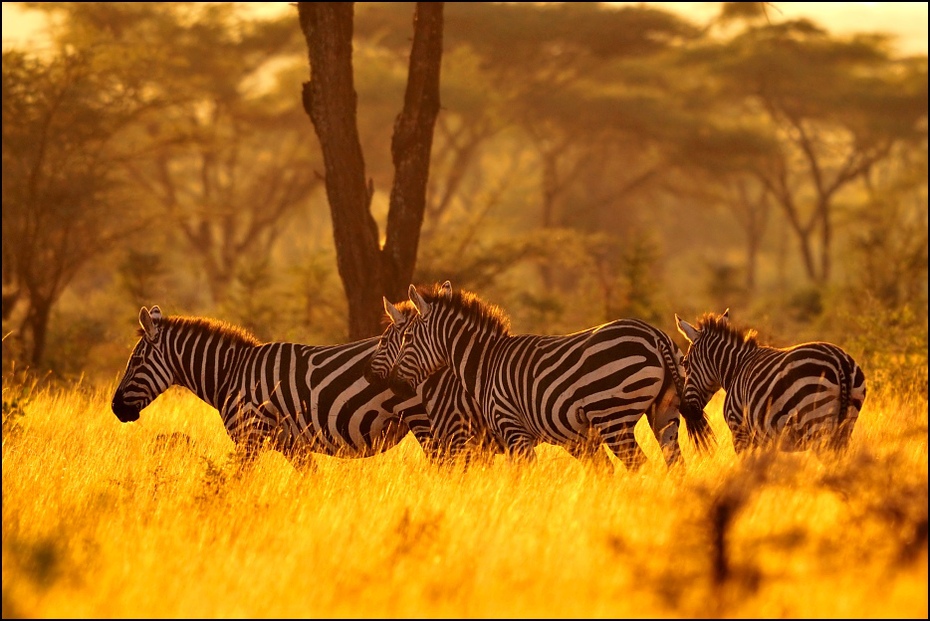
836, 297, 929, 397
118, 251, 169, 311
613, 234, 664, 323
221, 259, 278, 342
849, 160, 929, 310
786, 287, 825, 323
704, 261, 748, 312
2, 47, 147, 364
43, 311, 110, 378
1, 367, 41, 443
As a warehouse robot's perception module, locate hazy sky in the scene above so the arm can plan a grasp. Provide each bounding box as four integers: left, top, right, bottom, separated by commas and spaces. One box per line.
2, 1, 928, 55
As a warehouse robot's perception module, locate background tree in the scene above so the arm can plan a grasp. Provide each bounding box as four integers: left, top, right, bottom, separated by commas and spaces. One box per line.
694, 15, 928, 285
2, 49, 145, 366
1, 1, 925, 377
27, 2, 322, 308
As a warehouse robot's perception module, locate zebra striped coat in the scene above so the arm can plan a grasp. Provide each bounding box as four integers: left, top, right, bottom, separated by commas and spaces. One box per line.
675, 310, 867, 454
364, 292, 505, 461
111, 306, 432, 467
388, 282, 715, 471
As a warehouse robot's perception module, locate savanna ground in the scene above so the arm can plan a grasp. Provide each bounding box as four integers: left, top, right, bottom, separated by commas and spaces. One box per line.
2, 364, 927, 618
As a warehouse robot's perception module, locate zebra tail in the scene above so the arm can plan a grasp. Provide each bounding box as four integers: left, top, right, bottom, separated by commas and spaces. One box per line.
682, 403, 716, 455
837, 360, 850, 427
657, 331, 717, 455
828, 356, 853, 452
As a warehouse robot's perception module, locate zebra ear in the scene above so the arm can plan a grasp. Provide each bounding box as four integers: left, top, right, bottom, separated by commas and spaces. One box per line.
383, 296, 406, 326
722, 308, 729, 322
139, 307, 159, 341
440, 280, 452, 299
409, 284, 430, 318
150, 305, 163, 320
676, 314, 700, 344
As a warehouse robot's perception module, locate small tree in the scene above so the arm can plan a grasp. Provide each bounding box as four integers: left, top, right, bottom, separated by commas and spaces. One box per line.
2, 50, 144, 366
704, 18, 928, 285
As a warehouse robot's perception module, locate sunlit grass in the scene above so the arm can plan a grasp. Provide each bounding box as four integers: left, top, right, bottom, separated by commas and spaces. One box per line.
3, 376, 927, 618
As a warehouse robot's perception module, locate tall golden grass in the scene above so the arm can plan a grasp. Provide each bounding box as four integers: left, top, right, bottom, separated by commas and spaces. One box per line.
3, 372, 927, 618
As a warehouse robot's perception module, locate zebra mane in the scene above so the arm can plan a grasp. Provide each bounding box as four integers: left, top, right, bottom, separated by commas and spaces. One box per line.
137, 314, 262, 347
695, 312, 758, 347
418, 283, 511, 336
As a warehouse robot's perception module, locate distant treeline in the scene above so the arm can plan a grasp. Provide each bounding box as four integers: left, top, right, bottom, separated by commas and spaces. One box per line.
2, 2, 926, 379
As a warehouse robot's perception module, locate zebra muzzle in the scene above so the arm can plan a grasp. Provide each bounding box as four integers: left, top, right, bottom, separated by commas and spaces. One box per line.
112, 398, 141, 423
363, 364, 386, 385
387, 374, 417, 400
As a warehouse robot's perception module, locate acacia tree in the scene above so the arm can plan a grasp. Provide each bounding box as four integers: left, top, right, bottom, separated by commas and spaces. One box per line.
28, 2, 321, 307
701, 17, 928, 285
2, 50, 144, 366
298, 2, 443, 339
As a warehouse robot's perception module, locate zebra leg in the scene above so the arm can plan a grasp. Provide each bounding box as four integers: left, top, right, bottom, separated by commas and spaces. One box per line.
502, 429, 537, 464
825, 400, 861, 453
828, 416, 857, 452
730, 427, 753, 454
645, 388, 684, 468
563, 411, 613, 473
462, 431, 503, 468
600, 421, 648, 472
724, 402, 752, 455
566, 441, 614, 474
281, 448, 318, 474
226, 405, 275, 470
405, 413, 444, 463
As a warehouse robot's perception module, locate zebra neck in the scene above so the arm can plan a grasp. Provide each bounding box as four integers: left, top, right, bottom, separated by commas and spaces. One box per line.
447, 329, 496, 404
164, 330, 243, 409
719, 344, 755, 390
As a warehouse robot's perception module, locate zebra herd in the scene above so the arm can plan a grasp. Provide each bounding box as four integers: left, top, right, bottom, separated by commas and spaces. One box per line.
112, 282, 867, 471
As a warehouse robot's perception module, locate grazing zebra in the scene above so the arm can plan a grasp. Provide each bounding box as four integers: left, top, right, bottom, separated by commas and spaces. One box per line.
111, 306, 437, 468
675, 309, 867, 454
388, 282, 716, 471
364, 291, 505, 462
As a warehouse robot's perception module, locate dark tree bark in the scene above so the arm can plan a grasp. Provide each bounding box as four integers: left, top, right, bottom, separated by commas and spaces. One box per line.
299, 2, 443, 339
299, 2, 382, 339
381, 2, 444, 304
25, 298, 51, 367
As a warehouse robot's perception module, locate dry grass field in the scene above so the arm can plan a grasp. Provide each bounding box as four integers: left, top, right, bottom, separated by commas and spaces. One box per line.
2, 369, 927, 618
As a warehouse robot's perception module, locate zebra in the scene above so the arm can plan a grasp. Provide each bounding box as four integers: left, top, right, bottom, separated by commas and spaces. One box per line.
111, 305, 438, 469
364, 289, 505, 462
675, 309, 867, 454
387, 282, 716, 472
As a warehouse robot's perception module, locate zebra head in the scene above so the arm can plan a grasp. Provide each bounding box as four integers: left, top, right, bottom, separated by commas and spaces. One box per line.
388, 281, 453, 399
675, 309, 728, 423
364, 296, 414, 385
111, 306, 173, 423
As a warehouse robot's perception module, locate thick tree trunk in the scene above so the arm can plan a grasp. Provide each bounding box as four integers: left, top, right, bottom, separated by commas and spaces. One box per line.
299, 2, 383, 339
381, 2, 444, 303
25, 299, 51, 367
299, 2, 444, 338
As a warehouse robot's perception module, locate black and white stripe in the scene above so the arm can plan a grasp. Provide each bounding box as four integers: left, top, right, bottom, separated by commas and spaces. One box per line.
365, 291, 504, 461
388, 282, 715, 471
675, 309, 867, 453
111, 306, 432, 466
